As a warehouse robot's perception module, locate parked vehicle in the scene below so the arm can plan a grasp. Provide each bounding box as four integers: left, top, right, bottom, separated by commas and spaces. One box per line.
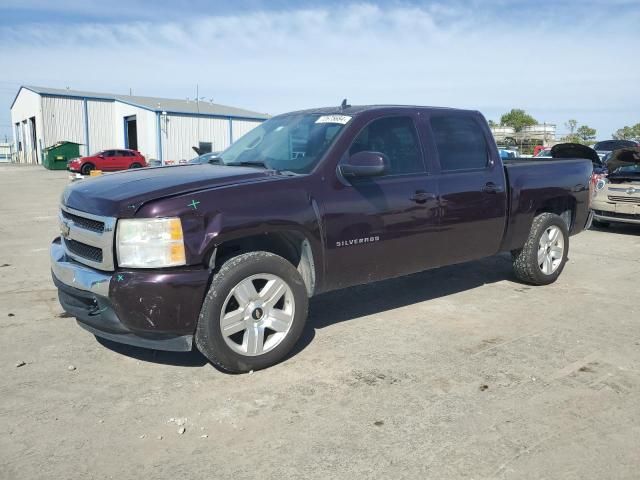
533, 145, 547, 156
67, 149, 147, 175
498, 149, 517, 159
592, 147, 640, 226
534, 147, 552, 158
51, 105, 593, 372
592, 140, 639, 160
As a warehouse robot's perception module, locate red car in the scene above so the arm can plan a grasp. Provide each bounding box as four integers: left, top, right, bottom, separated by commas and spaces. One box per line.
68, 149, 147, 175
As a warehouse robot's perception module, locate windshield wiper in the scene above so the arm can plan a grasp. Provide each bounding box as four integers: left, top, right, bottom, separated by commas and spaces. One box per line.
226, 160, 269, 168
224, 160, 299, 176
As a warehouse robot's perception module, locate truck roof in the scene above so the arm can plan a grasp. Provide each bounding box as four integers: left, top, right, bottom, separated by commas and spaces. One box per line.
280, 105, 480, 117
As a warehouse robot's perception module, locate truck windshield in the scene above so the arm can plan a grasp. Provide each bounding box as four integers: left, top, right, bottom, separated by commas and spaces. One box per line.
218, 113, 350, 174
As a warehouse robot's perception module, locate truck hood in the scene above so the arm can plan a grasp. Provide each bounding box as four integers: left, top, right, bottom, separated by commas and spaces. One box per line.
62, 164, 279, 217
606, 147, 640, 173
551, 143, 601, 165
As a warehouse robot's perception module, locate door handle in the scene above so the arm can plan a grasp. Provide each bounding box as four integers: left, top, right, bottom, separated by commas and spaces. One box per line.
410, 191, 434, 204
482, 182, 504, 194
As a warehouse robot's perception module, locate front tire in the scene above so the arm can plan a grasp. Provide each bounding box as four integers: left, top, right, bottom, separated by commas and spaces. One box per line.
512, 212, 569, 285
80, 163, 94, 176
195, 252, 308, 373
129, 163, 142, 169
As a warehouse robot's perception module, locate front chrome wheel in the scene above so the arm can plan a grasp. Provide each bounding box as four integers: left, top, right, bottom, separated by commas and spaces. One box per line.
538, 225, 564, 275
220, 273, 295, 356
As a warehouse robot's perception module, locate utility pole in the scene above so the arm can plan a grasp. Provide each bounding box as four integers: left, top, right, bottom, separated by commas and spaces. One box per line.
196, 84, 200, 147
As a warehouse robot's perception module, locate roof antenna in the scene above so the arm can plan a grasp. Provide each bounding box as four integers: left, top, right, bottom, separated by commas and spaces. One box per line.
341, 98, 350, 110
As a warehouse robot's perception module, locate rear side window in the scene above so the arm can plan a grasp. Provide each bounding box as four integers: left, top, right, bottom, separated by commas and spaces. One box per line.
349, 116, 423, 175
430, 115, 488, 171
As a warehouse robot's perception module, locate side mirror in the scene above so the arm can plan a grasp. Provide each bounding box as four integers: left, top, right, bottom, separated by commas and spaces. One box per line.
339, 151, 389, 178
98, 154, 104, 158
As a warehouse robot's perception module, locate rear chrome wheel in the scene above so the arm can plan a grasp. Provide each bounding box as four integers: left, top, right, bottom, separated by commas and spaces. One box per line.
537, 226, 564, 275
220, 274, 295, 356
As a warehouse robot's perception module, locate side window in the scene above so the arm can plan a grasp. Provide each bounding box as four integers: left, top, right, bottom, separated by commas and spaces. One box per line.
430, 115, 489, 171
349, 116, 423, 175
103, 150, 115, 157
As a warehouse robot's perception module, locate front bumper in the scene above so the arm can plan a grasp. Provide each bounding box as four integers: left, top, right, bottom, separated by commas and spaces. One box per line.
51, 238, 209, 352
593, 209, 640, 225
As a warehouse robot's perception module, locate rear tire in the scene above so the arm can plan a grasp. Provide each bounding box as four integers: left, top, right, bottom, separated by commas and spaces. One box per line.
195, 251, 308, 373
80, 163, 94, 176
129, 163, 142, 169
512, 212, 569, 285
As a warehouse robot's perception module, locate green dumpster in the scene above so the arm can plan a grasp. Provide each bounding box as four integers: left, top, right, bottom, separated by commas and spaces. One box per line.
43, 141, 82, 170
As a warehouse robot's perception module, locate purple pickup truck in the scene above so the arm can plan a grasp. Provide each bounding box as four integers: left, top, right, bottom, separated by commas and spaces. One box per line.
51, 105, 593, 372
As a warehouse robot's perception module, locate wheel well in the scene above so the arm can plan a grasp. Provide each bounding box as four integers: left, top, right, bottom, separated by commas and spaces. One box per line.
211, 231, 316, 296
535, 197, 576, 230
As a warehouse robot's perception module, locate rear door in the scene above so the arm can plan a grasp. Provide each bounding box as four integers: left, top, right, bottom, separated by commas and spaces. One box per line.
114, 150, 131, 169
425, 112, 507, 264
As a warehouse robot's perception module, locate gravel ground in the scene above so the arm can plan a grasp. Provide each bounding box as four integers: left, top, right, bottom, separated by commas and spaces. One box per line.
1, 165, 639, 479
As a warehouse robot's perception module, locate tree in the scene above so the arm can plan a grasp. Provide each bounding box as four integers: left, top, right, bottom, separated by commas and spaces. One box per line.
565, 119, 577, 135
612, 123, 640, 141
500, 109, 537, 132
576, 125, 596, 142
488, 119, 498, 128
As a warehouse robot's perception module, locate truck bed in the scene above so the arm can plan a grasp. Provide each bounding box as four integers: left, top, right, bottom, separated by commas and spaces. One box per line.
500, 157, 593, 252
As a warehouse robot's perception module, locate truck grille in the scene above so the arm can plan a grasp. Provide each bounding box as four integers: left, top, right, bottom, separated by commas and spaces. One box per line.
59, 206, 117, 271
607, 196, 640, 204
61, 209, 105, 233
64, 239, 103, 263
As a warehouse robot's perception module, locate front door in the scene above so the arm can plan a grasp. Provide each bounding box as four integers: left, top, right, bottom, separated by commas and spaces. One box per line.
323, 114, 440, 290
426, 112, 508, 264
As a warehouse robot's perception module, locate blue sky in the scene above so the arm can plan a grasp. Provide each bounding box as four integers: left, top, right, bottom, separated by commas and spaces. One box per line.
1, 0, 639, 142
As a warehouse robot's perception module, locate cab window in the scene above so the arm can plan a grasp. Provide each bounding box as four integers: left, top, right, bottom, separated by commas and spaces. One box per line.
430, 115, 489, 171
349, 116, 423, 175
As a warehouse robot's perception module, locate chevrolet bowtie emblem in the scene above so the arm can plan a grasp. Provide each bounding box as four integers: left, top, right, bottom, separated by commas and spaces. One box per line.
60, 219, 71, 238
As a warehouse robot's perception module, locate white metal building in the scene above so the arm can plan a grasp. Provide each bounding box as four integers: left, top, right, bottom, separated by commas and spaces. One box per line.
10, 86, 269, 164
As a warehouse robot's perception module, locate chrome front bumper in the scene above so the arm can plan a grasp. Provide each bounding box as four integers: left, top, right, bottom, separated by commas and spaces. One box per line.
51, 237, 194, 352
50, 238, 111, 296
593, 211, 640, 225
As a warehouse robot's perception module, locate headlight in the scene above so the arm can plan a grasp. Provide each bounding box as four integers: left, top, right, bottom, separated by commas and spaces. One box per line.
595, 178, 607, 191
116, 217, 186, 268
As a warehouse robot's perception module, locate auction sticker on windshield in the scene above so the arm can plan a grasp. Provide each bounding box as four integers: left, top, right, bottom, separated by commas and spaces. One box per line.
315, 115, 352, 124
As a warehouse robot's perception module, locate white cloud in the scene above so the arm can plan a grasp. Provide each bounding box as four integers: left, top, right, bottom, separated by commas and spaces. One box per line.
1, 2, 639, 138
